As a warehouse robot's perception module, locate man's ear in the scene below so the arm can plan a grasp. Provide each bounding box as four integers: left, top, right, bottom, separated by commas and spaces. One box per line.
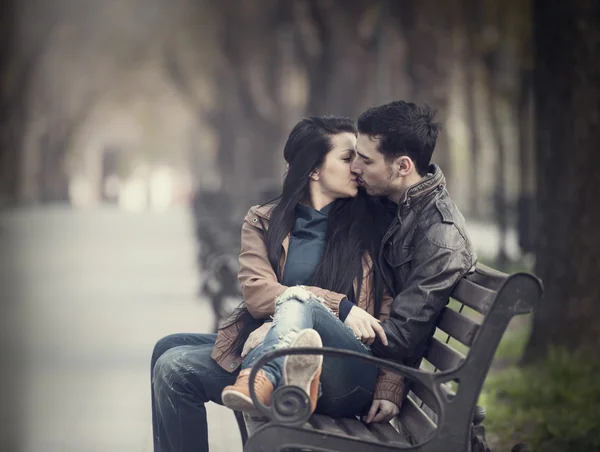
394, 156, 414, 177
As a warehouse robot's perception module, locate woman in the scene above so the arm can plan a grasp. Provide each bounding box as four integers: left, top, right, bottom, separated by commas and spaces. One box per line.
150, 116, 403, 452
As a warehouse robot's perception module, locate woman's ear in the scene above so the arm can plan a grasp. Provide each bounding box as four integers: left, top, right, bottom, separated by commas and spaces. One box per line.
309, 169, 320, 181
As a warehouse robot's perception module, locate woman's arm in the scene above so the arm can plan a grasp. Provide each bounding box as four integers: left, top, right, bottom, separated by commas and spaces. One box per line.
238, 207, 347, 319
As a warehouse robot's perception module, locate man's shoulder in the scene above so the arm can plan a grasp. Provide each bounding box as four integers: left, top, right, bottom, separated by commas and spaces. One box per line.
415, 193, 471, 251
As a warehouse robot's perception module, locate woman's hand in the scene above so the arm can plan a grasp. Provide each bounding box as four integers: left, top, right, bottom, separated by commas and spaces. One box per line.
344, 306, 388, 346
363, 399, 400, 424
241, 322, 272, 357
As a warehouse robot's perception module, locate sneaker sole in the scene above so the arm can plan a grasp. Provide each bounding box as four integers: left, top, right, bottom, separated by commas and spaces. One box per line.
283, 329, 323, 396
221, 390, 260, 415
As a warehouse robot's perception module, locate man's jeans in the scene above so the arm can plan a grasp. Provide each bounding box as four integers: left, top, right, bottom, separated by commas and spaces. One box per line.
242, 297, 378, 417
151, 333, 236, 452
151, 298, 378, 452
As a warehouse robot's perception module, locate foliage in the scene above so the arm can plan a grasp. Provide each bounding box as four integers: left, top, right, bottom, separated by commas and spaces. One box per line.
480, 348, 600, 452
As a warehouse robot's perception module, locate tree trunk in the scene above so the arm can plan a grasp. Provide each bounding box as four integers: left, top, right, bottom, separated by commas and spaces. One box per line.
0, 7, 19, 451
482, 50, 510, 269
522, 0, 600, 363
294, 0, 380, 119
165, 1, 293, 211
517, 70, 536, 254
211, 0, 291, 209
0, 0, 17, 203
462, 0, 482, 219
391, 0, 457, 185
38, 123, 71, 203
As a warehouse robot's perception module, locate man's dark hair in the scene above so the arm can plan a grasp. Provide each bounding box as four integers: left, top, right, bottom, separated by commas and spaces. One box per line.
357, 101, 442, 176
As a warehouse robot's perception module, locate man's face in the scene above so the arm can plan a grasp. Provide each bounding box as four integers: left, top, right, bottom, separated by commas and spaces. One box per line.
351, 134, 395, 197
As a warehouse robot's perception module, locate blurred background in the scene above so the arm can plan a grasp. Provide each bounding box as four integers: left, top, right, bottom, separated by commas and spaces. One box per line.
0, 1, 598, 451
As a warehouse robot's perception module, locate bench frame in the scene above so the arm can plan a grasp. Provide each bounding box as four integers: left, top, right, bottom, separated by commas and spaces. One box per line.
239, 265, 543, 452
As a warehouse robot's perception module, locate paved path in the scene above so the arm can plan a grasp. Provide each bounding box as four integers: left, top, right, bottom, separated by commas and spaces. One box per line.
0, 206, 241, 452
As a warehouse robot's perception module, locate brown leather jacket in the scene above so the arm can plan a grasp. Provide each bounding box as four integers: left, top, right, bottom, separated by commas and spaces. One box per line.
211, 203, 405, 407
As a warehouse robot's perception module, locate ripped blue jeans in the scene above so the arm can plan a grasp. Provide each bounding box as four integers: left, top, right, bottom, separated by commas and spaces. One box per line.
242, 296, 378, 417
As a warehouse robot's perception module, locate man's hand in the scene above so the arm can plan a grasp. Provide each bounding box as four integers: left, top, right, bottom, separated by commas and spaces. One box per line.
241, 322, 272, 357
363, 399, 400, 424
344, 306, 388, 346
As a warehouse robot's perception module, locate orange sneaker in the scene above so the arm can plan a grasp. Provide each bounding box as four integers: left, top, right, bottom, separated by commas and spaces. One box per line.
222, 368, 274, 415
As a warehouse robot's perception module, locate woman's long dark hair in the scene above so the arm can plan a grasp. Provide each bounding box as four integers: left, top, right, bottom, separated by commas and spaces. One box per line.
228, 116, 388, 354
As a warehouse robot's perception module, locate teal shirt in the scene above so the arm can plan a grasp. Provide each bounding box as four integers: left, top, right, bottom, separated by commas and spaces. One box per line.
282, 203, 333, 286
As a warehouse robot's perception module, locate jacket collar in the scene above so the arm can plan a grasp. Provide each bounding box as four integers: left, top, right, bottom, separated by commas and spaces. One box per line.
254, 202, 277, 220
398, 164, 446, 208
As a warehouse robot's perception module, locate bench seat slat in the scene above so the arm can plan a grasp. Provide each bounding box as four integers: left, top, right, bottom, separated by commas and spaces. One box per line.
336, 417, 377, 441
308, 415, 410, 445
437, 306, 481, 346
309, 415, 347, 436
366, 422, 411, 445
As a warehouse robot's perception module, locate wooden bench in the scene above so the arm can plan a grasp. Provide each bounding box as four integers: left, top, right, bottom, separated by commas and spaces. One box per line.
237, 264, 543, 452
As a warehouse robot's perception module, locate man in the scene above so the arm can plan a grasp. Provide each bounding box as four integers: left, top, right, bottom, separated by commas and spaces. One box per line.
349, 100, 476, 364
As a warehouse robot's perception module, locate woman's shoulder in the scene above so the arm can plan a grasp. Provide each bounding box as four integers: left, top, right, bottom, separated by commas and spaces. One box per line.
245, 201, 278, 222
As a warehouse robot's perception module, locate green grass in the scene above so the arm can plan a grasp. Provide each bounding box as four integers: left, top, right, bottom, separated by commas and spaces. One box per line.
494, 316, 530, 364
479, 346, 600, 452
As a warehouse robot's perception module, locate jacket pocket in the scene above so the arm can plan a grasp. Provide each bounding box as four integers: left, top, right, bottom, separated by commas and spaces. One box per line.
384, 245, 413, 267
384, 246, 413, 285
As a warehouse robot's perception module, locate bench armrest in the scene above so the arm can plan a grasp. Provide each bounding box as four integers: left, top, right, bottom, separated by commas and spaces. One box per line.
248, 347, 449, 426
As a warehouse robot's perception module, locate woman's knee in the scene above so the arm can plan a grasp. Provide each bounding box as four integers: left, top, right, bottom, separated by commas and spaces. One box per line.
275, 295, 327, 317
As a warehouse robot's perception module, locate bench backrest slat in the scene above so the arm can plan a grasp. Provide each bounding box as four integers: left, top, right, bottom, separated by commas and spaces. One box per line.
436, 306, 481, 347
465, 263, 507, 291
451, 278, 496, 314
397, 396, 437, 444
423, 337, 465, 372
409, 382, 455, 416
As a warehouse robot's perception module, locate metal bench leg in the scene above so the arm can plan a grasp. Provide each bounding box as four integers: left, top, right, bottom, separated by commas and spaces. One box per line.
234, 410, 248, 446
471, 406, 491, 452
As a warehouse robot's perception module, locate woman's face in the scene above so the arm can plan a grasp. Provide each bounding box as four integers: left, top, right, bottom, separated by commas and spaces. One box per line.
314, 132, 359, 200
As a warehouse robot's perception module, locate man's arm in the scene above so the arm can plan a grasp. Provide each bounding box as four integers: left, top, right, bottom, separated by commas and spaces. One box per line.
371, 223, 474, 361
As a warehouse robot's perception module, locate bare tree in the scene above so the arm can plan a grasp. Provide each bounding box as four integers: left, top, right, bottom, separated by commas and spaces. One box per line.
164, 0, 296, 210
293, 0, 381, 118
0, 0, 55, 203
389, 0, 458, 183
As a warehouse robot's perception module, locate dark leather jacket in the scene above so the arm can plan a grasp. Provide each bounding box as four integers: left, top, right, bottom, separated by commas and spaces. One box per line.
371, 164, 477, 363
